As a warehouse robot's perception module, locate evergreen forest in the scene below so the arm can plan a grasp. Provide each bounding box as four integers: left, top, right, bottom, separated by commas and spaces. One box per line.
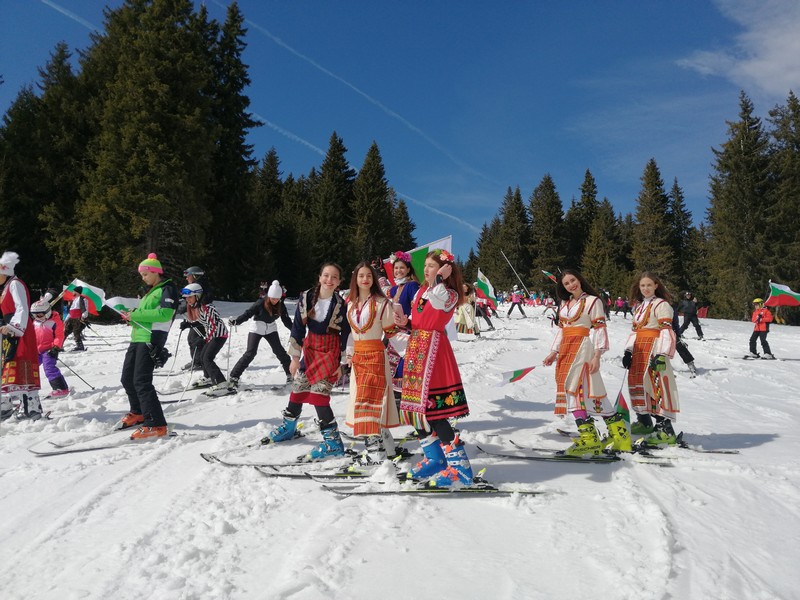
1, 0, 798, 322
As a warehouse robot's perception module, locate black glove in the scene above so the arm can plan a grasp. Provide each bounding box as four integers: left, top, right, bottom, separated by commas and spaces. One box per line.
48, 346, 61, 359
622, 350, 632, 369
179, 320, 191, 331
649, 354, 667, 372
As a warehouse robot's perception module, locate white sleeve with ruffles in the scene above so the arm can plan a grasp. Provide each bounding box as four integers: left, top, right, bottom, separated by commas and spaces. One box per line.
654, 300, 677, 357
428, 283, 458, 313
6, 279, 29, 337
588, 297, 609, 353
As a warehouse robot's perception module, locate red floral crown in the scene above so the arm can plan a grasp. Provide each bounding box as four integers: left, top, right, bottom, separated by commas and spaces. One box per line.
390, 250, 412, 264
432, 249, 455, 264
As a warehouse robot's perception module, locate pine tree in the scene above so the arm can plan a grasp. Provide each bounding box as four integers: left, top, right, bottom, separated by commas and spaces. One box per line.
528, 173, 566, 284
667, 178, 693, 292
72, 0, 217, 292
351, 142, 394, 262
273, 174, 315, 294
310, 132, 356, 270
563, 169, 599, 268
248, 148, 283, 286
581, 199, 626, 293
391, 195, 416, 251
707, 92, 772, 319
496, 186, 531, 289
766, 91, 800, 296
476, 217, 507, 288
631, 159, 677, 291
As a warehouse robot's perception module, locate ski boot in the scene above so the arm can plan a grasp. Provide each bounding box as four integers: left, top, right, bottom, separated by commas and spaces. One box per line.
747, 351, 760, 359
630, 414, 655, 435
261, 410, 299, 444
762, 353, 776, 360
191, 377, 213, 389
227, 377, 239, 391
602, 413, 632, 452
120, 412, 145, 429
687, 362, 697, 377
15, 393, 43, 421
131, 425, 169, 440
428, 436, 474, 487
404, 435, 446, 481
205, 381, 234, 397
640, 418, 678, 447
348, 435, 387, 470
559, 418, 603, 457
304, 421, 345, 461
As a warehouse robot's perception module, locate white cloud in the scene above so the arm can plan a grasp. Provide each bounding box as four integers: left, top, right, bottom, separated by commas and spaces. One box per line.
679, 0, 800, 98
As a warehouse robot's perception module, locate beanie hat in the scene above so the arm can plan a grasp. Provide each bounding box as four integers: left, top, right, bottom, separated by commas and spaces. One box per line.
138, 252, 163, 274
267, 280, 283, 299
0, 251, 20, 276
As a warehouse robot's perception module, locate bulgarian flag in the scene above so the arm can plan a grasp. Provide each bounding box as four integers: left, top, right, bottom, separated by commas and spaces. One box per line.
383, 235, 453, 287
496, 366, 536, 386
475, 269, 497, 310
105, 296, 139, 312
542, 270, 557, 283
764, 281, 800, 307
614, 388, 631, 425
64, 279, 106, 316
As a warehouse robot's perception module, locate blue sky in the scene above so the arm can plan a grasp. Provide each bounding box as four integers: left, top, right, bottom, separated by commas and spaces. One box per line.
2, 1, 800, 260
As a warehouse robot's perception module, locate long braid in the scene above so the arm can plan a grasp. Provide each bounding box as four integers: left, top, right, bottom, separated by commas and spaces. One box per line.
305, 282, 322, 323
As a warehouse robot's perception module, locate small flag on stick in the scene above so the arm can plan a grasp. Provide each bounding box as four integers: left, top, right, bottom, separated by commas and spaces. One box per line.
496, 366, 536, 386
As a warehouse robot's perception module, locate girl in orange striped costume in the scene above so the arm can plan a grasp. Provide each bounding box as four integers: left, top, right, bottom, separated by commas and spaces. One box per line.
543, 270, 630, 456
622, 272, 680, 446
344, 262, 401, 466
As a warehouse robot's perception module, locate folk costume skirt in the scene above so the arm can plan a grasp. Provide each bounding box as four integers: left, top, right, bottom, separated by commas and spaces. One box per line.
554, 327, 610, 416
345, 339, 400, 437
628, 329, 680, 420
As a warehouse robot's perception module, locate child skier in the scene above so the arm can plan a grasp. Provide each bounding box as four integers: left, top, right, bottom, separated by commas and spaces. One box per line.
31, 295, 70, 397
179, 283, 229, 395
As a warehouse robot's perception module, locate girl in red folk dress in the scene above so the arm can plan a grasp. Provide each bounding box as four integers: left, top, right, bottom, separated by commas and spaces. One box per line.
262, 263, 351, 462
0, 252, 43, 421
542, 270, 631, 455
395, 249, 472, 487
344, 262, 401, 465
623, 272, 680, 446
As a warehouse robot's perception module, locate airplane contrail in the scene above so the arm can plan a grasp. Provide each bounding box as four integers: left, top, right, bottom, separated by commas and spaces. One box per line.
41, 0, 98, 31
211, 0, 499, 185
253, 113, 325, 156
398, 193, 482, 235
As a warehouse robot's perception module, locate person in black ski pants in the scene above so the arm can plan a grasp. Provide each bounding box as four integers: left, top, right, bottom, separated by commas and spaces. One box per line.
227, 280, 294, 389
677, 291, 704, 340
179, 266, 214, 370
671, 308, 697, 376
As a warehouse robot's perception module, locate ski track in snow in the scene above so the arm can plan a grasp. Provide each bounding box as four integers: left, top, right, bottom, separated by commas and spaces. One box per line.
1, 302, 799, 599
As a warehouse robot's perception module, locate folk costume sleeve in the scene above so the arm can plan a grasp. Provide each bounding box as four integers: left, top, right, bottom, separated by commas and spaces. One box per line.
588, 297, 609, 353
5, 279, 29, 337
653, 300, 676, 358
427, 283, 458, 313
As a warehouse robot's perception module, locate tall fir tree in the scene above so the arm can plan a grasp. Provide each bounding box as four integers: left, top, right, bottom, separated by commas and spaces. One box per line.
581, 199, 626, 294
528, 173, 566, 284
247, 148, 283, 288
563, 169, 599, 268
351, 142, 394, 262
707, 92, 772, 319
766, 91, 800, 299
391, 194, 416, 251
667, 178, 693, 293
496, 186, 531, 288
476, 217, 507, 289
631, 158, 677, 292
310, 132, 356, 270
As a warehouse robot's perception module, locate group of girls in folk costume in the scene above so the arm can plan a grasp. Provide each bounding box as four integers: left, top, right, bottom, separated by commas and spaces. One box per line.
263, 263, 353, 461
0, 252, 44, 421
455, 283, 480, 337
31, 293, 70, 398
543, 270, 631, 455
179, 282, 229, 395
622, 272, 680, 446
394, 250, 474, 487
118, 253, 179, 439
344, 262, 401, 464
378, 251, 421, 396
227, 280, 293, 390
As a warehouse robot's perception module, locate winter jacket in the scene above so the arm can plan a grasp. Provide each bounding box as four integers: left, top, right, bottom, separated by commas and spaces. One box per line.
752, 307, 773, 332
34, 312, 65, 352
128, 279, 178, 343
677, 298, 698, 317
232, 297, 292, 335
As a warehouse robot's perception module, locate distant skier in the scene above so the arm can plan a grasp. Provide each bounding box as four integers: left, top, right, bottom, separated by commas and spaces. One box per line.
677, 291, 704, 340
671, 306, 697, 377
507, 285, 527, 317
64, 287, 89, 351
748, 298, 774, 359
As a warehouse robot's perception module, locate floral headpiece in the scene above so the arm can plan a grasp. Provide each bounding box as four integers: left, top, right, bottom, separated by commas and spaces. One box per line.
390, 250, 412, 264
432, 249, 455, 264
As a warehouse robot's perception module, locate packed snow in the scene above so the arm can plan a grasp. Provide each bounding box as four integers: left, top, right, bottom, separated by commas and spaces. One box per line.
1, 301, 797, 600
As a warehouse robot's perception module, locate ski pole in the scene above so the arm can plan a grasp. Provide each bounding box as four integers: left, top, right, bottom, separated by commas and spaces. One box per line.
226, 324, 233, 380
161, 327, 184, 385
83, 322, 113, 346
177, 344, 199, 403
56, 357, 96, 390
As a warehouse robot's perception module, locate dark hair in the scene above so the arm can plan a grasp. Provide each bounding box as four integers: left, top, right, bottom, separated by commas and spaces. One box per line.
424, 251, 466, 305
555, 269, 599, 302
392, 257, 419, 283
263, 295, 284, 316
348, 261, 387, 301
307, 262, 343, 320
629, 271, 672, 304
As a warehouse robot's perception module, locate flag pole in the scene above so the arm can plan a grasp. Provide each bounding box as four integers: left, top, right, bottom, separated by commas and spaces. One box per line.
500, 250, 531, 296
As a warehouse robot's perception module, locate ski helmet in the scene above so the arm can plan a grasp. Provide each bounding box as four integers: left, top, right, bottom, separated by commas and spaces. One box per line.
181, 283, 203, 298
752, 297, 764, 304
31, 299, 52, 319
183, 266, 204, 277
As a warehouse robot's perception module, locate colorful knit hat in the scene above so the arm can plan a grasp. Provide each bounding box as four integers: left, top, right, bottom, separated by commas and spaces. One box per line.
138, 252, 163, 274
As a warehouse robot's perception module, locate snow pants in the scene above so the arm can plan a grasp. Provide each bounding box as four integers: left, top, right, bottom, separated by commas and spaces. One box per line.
121, 342, 166, 427
230, 331, 291, 380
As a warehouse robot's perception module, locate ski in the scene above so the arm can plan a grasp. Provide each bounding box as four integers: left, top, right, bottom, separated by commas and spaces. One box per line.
633, 432, 740, 455
477, 445, 621, 464
556, 428, 577, 438
341, 430, 420, 444
320, 482, 548, 497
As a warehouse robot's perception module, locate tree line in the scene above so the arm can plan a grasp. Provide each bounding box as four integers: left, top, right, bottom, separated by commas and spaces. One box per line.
1, 1, 798, 322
